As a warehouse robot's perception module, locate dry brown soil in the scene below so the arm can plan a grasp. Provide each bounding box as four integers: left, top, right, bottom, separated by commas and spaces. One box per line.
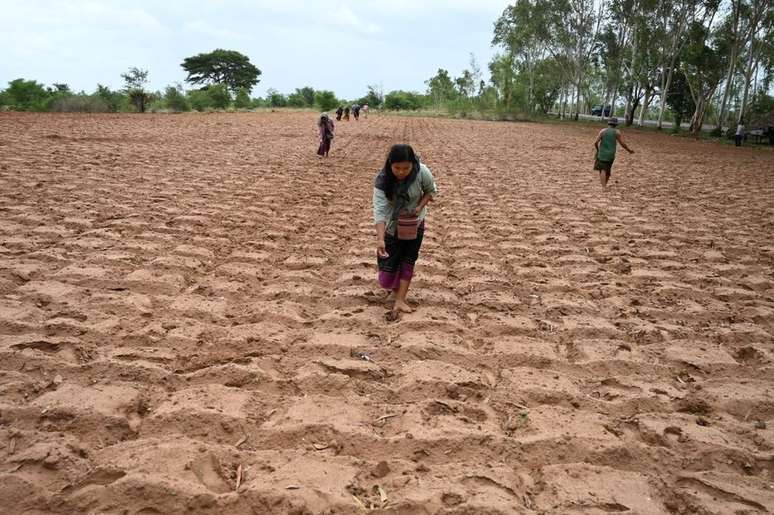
1, 111, 773, 514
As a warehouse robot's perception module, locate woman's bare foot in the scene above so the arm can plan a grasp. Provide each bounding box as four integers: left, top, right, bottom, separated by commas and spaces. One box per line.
393, 300, 414, 313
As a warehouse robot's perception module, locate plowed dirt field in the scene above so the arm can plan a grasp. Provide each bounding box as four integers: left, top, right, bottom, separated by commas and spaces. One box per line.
1, 111, 773, 514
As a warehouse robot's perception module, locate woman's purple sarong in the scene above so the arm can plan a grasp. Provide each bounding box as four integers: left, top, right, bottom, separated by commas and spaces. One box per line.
378, 262, 415, 290
376, 221, 424, 289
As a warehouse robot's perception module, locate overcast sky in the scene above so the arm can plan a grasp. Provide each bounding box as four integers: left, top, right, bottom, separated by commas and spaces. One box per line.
1, 0, 510, 99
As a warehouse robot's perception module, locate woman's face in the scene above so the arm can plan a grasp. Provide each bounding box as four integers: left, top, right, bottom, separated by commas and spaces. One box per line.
391, 161, 413, 181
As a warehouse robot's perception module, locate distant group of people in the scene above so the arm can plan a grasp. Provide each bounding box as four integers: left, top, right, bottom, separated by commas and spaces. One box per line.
336, 103, 368, 121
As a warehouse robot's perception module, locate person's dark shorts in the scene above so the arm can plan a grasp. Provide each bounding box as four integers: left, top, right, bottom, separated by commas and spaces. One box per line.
377, 221, 425, 274
594, 159, 614, 174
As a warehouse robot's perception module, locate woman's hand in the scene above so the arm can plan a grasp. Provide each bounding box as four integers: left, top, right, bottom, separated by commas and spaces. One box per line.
413, 194, 433, 217
375, 222, 388, 258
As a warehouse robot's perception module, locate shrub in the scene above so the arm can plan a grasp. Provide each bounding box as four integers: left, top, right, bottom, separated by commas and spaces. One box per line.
314, 90, 338, 111
148, 97, 167, 113
1, 79, 50, 111
446, 98, 473, 117
207, 84, 231, 109
234, 87, 251, 109
49, 94, 110, 112
95, 84, 126, 112
164, 85, 190, 112
266, 88, 287, 107
384, 90, 426, 110
188, 89, 212, 111
288, 87, 315, 107
162, 84, 191, 112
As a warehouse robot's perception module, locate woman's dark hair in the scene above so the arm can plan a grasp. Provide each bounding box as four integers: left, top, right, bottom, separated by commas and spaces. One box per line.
378, 144, 420, 200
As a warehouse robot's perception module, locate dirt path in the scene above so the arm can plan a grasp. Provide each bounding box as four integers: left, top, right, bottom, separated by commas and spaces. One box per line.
1, 111, 773, 514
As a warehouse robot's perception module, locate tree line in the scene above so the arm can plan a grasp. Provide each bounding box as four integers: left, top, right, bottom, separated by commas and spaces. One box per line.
2, 1, 772, 132
0, 48, 380, 114
483, 0, 773, 133
365, 0, 773, 133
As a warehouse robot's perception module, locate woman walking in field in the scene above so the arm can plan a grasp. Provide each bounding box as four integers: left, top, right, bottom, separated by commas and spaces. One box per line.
373, 144, 438, 320
317, 113, 334, 158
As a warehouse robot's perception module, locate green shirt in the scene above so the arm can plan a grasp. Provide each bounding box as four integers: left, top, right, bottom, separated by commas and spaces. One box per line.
373, 164, 438, 235
597, 128, 618, 162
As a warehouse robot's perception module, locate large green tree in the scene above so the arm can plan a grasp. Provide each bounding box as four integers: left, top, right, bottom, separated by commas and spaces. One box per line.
455, 70, 476, 97
683, 11, 726, 133
666, 67, 696, 129
425, 69, 457, 106
181, 49, 261, 93
654, 0, 699, 129
492, 0, 551, 112
532, 58, 564, 113
735, 0, 772, 124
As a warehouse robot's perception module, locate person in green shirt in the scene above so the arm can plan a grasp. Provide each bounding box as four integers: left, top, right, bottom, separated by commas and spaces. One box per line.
594, 117, 634, 187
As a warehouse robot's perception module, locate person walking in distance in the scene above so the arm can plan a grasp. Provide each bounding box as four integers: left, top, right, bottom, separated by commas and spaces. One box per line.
373, 144, 438, 321
316, 113, 334, 158
593, 117, 634, 188
735, 119, 745, 147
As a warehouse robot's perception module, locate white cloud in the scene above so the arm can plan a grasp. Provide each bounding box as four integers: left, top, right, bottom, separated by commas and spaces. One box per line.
183, 20, 247, 41
80, 2, 163, 30
334, 5, 382, 35
1, 0, 509, 97
359, 0, 509, 16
